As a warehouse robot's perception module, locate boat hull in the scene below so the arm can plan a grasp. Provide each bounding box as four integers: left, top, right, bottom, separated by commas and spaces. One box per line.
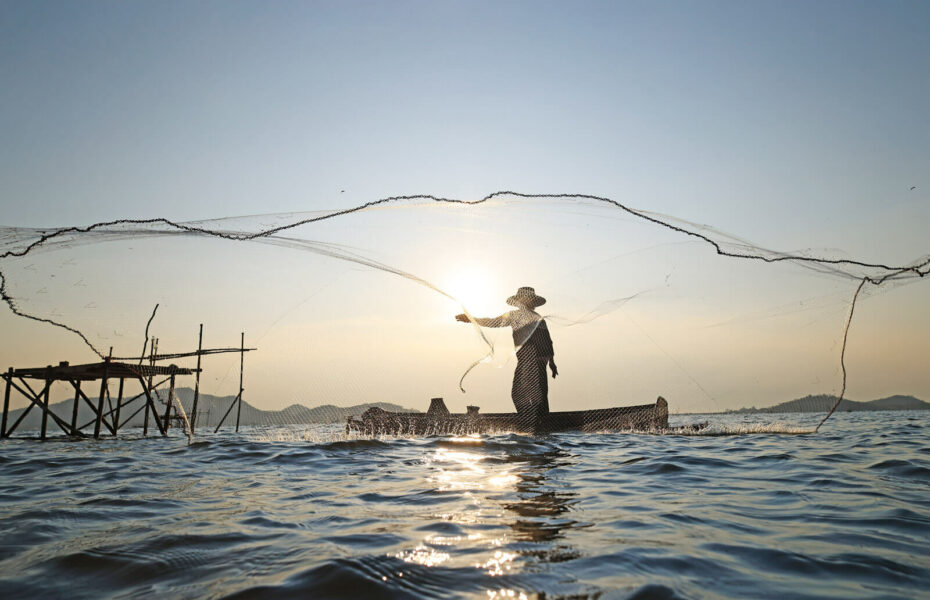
346, 397, 670, 435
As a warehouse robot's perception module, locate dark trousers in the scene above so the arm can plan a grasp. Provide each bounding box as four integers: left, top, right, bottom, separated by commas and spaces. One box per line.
512, 345, 550, 431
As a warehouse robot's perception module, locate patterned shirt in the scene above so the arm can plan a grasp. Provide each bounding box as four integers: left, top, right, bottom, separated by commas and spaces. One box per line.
474, 308, 554, 358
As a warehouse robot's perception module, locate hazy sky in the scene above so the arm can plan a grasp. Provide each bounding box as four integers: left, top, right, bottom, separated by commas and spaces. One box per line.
1, 1, 928, 413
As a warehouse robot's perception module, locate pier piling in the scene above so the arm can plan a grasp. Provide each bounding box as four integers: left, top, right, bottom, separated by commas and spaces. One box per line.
40, 368, 51, 441
70, 381, 81, 435
94, 357, 110, 439
191, 324, 203, 431
114, 378, 124, 435
2, 367, 11, 437
236, 332, 244, 433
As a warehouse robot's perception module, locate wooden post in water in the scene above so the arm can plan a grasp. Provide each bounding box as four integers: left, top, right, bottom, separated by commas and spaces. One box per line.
163, 374, 175, 432
94, 356, 110, 439
40, 366, 52, 441
144, 337, 155, 436
2, 367, 11, 438
70, 380, 81, 435
104, 349, 115, 420
191, 324, 203, 431
114, 378, 125, 434
142, 391, 149, 435
137, 376, 167, 436
235, 332, 244, 432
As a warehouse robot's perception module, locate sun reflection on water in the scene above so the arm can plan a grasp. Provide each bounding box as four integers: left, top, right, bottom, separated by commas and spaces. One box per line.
424, 446, 520, 493
475, 549, 518, 576
395, 544, 451, 567
487, 588, 529, 599
387, 438, 530, 588
425, 533, 485, 546
389, 437, 574, 599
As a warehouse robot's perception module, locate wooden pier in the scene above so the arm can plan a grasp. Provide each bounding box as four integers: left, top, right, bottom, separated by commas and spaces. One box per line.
1, 326, 254, 440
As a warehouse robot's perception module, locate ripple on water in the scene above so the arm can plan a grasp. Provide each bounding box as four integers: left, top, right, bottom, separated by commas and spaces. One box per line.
0, 412, 928, 599
868, 459, 930, 480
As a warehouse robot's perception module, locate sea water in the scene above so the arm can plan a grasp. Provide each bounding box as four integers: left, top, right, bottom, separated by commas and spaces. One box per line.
1, 411, 928, 599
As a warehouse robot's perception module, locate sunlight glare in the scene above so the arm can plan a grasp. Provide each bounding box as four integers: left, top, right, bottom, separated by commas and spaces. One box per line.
442, 265, 504, 317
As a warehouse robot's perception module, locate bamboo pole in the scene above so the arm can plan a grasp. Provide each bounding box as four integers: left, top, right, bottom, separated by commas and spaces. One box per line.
137, 376, 167, 436
2, 368, 11, 438
117, 400, 149, 431
144, 337, 155, 436
92, 395, 141, 432
16, 376, 41, 405
71, 380, 118, 433
104, 348, 115, 419
40, 367, 51, 440
94, 356, 110, 439
213, 390, 241, 434
114, 378, 124, 435
6, 377, 72, 436
82, 377, 169, 432
163, 374, 175, 432
236, 332, 244, 432
191, 324, 203, 431
4, 402, 33, 437
70, 380, 81, 435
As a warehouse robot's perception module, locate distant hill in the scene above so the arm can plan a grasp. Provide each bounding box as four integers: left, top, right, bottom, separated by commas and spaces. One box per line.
3, 387, 418, 433
730, 394, 930, 414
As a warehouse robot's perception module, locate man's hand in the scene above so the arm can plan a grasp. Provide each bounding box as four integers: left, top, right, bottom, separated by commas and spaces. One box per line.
550, 361, 558, 379
455, 313, 469, 323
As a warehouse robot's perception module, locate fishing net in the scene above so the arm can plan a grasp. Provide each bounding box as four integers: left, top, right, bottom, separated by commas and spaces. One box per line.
1, 191, 927, 438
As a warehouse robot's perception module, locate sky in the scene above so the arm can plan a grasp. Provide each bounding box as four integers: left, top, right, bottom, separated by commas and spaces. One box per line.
1, 1, 928, 414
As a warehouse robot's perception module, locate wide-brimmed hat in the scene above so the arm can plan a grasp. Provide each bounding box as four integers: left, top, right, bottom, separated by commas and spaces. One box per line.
507, 286, 546, 308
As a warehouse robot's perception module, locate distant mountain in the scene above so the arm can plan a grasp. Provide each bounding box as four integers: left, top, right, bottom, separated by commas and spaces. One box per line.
3, 387, 418, 433
730, 394, 930, 414
171, 388, 419, 427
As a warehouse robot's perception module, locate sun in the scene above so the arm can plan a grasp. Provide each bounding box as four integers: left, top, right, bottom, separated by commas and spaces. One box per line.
442, 266, 503, 317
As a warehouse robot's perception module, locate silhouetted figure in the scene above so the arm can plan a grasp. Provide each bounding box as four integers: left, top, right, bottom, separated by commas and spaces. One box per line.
456, 287, 557, 431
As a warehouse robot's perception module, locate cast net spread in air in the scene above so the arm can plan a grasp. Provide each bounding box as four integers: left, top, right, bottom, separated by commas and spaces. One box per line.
0, 192, 927, 438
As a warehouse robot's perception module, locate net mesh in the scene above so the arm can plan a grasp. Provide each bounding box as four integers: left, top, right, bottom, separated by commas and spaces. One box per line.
1, 191, 927, 438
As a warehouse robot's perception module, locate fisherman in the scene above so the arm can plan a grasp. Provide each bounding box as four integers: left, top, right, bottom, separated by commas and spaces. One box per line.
456, 286, 557, 432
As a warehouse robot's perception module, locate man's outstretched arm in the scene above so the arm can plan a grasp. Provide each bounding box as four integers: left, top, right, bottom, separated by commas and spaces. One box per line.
455, 313, 508, 327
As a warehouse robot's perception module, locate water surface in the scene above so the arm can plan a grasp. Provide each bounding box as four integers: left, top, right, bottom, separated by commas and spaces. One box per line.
1, 411, 928, 599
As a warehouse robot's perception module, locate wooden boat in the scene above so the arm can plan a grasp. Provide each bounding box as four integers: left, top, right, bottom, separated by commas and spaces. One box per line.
346, 396, 676, 435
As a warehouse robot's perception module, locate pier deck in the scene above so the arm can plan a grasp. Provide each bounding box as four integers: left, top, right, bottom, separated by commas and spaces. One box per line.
2, 326, 254, 440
